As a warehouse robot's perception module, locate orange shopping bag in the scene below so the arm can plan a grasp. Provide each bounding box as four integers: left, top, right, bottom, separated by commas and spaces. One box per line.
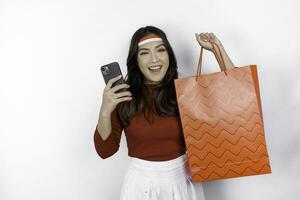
174, 42, 272, 182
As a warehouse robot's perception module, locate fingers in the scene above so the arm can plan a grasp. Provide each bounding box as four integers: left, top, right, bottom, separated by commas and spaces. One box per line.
200, 33, 207, 41
196, 32, 215, 42
110, 83, 129, 93
102, 84, 132, 110
115, 91, 132, 99
116, 96, 133, 104
105, 75, 122, 91
208, 33, 214, 40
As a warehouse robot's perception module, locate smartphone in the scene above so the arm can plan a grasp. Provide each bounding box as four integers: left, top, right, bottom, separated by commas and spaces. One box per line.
100, 62, 126, 93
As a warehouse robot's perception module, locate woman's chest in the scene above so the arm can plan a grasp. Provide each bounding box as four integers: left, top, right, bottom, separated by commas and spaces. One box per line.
124, 114, 184, 142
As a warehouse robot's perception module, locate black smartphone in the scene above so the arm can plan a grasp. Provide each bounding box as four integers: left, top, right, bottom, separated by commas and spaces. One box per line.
100, 62, 126, 93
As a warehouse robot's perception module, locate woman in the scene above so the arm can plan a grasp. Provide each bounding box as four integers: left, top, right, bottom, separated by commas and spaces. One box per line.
94, 26, 235, 200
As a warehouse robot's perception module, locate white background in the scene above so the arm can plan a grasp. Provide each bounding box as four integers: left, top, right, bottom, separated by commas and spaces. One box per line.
1, 0, 299, 199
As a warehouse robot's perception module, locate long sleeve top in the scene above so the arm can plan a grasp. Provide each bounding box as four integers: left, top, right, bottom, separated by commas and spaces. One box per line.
93, 83, 187, 161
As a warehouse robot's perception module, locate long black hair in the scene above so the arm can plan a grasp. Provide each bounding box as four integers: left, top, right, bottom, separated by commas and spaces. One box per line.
117, 25, 179, 127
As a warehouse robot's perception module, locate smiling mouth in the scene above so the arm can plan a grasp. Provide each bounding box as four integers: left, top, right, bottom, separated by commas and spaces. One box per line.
148, 65, 162, 72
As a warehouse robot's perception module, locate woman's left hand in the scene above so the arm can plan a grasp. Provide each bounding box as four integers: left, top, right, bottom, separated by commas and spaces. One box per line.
195, 32, 222, 52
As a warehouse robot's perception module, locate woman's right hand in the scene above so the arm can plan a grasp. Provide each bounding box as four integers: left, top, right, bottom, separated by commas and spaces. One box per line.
100, 75, 132, 115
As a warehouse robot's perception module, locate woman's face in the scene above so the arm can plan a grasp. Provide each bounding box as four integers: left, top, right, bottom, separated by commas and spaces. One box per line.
137, 40, 169, 85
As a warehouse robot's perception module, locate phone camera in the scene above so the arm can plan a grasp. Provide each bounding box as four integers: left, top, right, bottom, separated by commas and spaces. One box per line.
101, 66, 109, 75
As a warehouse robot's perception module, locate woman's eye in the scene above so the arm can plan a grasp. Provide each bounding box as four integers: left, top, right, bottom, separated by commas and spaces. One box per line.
140, 52, 148, 55
158, 48, 166, 52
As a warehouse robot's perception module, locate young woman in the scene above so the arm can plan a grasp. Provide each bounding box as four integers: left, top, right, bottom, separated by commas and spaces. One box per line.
94, 26, 235, 200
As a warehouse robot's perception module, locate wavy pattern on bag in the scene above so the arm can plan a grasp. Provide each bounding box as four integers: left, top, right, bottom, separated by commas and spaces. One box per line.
174, 65, 272, 182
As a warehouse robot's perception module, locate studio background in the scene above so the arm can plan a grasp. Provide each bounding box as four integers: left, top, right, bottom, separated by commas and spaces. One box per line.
0, 0, 299, 199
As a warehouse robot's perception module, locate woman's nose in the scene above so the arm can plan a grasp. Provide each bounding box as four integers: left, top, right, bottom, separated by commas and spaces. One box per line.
151, 52, 158, 62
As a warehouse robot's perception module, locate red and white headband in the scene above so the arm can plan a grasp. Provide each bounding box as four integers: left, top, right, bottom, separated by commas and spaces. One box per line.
138, 33, 163, 46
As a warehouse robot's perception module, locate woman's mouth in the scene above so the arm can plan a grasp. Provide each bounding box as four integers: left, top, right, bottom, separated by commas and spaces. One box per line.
148, 65, 162, 73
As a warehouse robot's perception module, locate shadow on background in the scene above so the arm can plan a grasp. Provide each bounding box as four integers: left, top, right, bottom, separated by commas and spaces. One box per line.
202, 181, 227, 200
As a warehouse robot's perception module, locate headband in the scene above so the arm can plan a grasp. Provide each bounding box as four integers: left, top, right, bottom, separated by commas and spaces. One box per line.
138, 33, 163, 46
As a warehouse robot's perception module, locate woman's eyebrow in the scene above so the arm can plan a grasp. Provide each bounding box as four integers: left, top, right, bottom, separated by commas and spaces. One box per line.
138, 47, 149, 52
155, 44, 165, 48
138, 44, 165, 52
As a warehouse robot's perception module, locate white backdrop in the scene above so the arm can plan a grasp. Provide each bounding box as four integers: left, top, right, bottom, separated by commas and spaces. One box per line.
1, 0, 300, 199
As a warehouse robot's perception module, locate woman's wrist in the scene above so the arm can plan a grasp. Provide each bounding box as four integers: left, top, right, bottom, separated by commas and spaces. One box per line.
211, 42, 228, 70
99, 107, 112, 118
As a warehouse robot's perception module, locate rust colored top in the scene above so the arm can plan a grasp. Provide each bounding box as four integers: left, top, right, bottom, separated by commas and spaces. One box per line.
93, 84, 186, 161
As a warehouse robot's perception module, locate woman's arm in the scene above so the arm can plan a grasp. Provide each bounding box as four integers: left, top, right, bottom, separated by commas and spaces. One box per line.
94, 108, 123, 159
212, 43, 236, 70
195, 32, 236, 70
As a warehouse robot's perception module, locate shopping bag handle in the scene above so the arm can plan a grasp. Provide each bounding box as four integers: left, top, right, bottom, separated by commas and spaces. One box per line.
195, 38, 227, 81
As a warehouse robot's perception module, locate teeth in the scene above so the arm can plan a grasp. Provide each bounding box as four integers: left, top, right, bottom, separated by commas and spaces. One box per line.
149, 65, 162, 70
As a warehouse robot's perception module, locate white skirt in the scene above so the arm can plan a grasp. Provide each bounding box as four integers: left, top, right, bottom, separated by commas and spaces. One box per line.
120, 153, 205, 200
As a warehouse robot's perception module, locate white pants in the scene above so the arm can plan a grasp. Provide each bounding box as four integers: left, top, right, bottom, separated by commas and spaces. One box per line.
120, 153, 205, 200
